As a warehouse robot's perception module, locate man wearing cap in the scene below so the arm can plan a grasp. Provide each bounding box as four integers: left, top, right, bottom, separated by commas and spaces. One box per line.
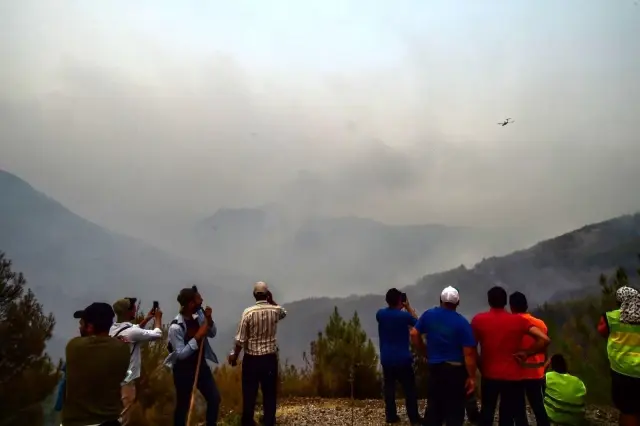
228, 281, 287, 426
376, 288, 421, 425
410, 286, 477, 426
62, 303, 130, 426
109, 298, 164, 426
165, 287, 220, 426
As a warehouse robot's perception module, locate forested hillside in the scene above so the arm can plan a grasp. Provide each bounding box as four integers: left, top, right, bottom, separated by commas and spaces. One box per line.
243, 214, 640, 364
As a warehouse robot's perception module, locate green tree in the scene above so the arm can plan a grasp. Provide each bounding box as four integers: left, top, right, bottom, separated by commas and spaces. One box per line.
309, 307, 380, 398
0, 251, 60, 426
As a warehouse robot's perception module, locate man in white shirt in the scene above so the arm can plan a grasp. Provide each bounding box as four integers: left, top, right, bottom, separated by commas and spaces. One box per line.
109, 297, 163, 426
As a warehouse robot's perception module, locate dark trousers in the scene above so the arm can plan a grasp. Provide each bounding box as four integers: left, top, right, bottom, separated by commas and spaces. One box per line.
425, 363, 467, 426
382, 364, 421, 423
465, 392, 480, 424
480, 379, 528, 426
523, 378, 550, 426
173, 362, 221, 426
242, 353, 278, 426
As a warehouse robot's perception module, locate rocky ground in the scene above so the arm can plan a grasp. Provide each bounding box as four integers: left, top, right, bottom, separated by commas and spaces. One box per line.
268, 398, 619, 425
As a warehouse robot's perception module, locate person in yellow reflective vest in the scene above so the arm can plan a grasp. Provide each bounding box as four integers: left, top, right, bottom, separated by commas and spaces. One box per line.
543, 354, 586, 425
598, 286, 640, 426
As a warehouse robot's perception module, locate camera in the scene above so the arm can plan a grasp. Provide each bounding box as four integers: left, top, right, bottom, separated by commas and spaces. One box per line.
401, 292, 407, 303
152, 301, 159, 313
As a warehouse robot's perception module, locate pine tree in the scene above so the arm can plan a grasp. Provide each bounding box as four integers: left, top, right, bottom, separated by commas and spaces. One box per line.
0, 251, 59, 426
309, 307, 380, 398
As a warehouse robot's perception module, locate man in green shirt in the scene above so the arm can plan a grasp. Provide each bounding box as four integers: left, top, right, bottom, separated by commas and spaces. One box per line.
62, 302, 130, 426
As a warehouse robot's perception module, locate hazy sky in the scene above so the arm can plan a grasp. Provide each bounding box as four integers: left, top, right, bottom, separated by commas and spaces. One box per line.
1, 0, 640, 242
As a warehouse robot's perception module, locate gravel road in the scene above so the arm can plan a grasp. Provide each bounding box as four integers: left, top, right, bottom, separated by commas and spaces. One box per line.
270, 398, 618, 425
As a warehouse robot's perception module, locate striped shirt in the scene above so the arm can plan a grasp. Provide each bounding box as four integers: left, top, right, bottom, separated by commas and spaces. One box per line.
235, 301, 287, 356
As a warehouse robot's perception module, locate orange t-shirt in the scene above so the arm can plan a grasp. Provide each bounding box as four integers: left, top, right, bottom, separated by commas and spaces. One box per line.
471, 308, 533, 381
518, 313, 547, 379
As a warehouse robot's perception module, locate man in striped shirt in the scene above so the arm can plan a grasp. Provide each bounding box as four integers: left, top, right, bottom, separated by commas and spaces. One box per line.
228, 281, 287, 426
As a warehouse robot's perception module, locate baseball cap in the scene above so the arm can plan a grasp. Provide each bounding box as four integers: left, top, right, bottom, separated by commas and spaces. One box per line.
440, 286, 460, 304
112, 298, 136, 316
253, 281, 269, 295
73, 302, 115, 326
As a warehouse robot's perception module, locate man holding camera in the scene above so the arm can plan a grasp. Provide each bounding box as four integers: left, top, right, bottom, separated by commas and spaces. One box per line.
228, 281, 287, 426
376, 288, 421, 425
165, 287, 220, 426
109, 297, 164, 426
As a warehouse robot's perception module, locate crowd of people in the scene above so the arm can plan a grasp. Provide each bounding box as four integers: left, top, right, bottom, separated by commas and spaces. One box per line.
54, 281, 286, 426
377, 285, 640, 426
52, 281, 640, 426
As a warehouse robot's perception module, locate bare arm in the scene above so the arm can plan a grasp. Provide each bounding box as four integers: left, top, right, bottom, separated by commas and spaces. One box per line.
410, 327, 426, 357
525, 326, 551, 356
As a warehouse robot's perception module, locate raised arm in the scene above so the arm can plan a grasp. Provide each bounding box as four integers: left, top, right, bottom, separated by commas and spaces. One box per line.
127, 324, 163, 342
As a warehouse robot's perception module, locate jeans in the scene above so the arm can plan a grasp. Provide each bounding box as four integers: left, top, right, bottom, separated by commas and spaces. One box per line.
173, 361, 221, 426
523, 378, 550, 426
480, 379, 528, 426
382, 364, 421, 423
242, 353, 278, 426
424, 363, 467, 426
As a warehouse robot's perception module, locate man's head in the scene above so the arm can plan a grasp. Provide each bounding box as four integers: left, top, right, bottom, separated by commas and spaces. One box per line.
385, 288, 403, 308
509, 291, 528, 314
550, 354, 568, 374
73, 302, 115, 336
253, 281, 269, 301
112, 297, 137, 322
177, 288, 201, 315
487, 286, 507, 309
440, 286, 460, 310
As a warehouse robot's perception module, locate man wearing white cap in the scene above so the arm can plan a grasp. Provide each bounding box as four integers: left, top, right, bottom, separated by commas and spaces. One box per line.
411, 286, 477, 426
229, 281, 287, 426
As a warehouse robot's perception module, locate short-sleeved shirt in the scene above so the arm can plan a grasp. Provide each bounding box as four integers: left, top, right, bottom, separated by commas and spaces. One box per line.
414, 306, 476, 364
376, 307, 418, 366
471, 308, 533, 380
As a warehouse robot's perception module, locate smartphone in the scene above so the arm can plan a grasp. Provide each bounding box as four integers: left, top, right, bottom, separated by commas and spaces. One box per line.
152, 301, 159, 312
401, 292, 407, 303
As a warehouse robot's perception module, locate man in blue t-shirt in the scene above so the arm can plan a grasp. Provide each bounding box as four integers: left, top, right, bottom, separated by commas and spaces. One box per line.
411, 286, 478, 426
376, 288, 421, 425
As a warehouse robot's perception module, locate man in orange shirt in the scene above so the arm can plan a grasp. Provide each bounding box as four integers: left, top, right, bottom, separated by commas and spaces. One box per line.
471, 286, 550, 426
509, 291, 550, 426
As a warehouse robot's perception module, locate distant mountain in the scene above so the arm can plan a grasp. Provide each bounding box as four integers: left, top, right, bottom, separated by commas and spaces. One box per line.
189, 206, 541, 300
216, 213, 640, 364
0, 170, 249, 360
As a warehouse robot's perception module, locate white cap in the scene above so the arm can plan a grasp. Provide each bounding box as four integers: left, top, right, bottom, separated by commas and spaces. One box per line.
253, 281, 269, 295
440, 286, 460, 304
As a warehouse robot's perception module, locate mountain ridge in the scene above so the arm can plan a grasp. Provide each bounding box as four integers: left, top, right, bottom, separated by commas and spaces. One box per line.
219, 212, 640, 364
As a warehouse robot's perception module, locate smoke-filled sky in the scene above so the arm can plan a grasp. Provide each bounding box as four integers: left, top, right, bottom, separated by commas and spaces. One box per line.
1, 0, 639, 243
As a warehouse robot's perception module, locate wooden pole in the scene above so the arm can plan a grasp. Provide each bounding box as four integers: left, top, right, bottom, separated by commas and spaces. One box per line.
186, 338, 206, 426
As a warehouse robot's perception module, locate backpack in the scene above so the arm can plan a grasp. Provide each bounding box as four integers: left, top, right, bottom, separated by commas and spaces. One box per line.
167, 319, 186, 353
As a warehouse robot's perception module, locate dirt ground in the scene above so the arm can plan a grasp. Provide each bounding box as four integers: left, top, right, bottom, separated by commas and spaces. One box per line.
269, 398, 619, 425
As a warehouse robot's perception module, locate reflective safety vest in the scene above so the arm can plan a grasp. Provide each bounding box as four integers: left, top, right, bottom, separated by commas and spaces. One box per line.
606, 309, 640, 378
544, 371, 586, 426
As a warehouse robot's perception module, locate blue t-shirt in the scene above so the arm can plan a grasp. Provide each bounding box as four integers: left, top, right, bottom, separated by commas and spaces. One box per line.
415, 306, 476, 364
376, 307, 418, 366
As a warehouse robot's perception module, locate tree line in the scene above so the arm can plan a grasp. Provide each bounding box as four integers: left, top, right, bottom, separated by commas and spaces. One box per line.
0, 250, 634, 425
